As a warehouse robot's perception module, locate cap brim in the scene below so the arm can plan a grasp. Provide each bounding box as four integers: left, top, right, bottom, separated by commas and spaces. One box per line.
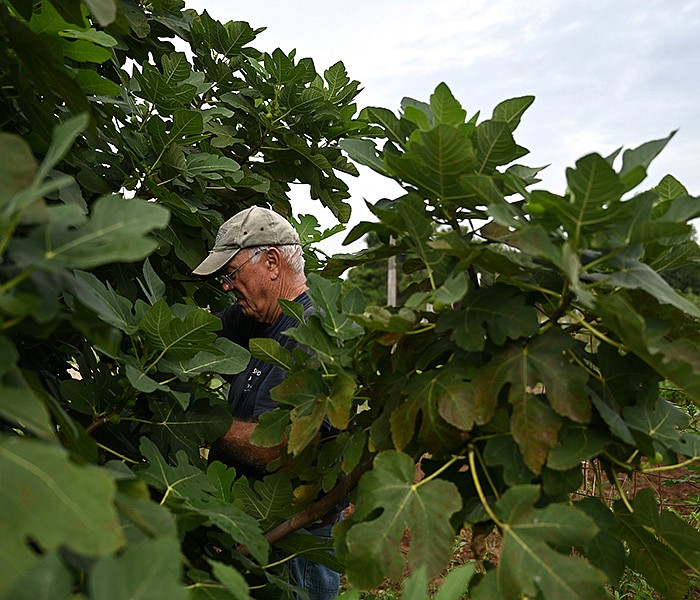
192, 248, 240, 276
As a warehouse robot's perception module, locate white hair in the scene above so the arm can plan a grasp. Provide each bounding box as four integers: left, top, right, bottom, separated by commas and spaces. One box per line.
246, 244, 306, 277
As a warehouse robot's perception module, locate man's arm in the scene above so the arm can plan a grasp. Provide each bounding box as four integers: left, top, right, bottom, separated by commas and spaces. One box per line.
208, 419, 282, 471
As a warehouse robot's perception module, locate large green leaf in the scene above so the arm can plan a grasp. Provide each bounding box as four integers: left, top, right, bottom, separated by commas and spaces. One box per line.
472, 329, 591, 472
135, 62, 197, 112
429, 82, 467, 126
0, 436, 125, 597
575, 497, 627, 584
526, 153, 625, 248
274, 530, 343, 573
232, 472, 295, 527
185, 153, 241, 181
138, 438, 269, 563
618, 131, 676, 190
391, 368, 474, 450
338, 138, 387, 175
139, 300, 220, 360
90, 537, 189, 600
146, 399, 232, 459
437, 284, 539, 352
596, 295, 700, 402
0, 383, 55, 440
474, 120, 518, 172
138, 437, 217, 502
307, 273, 363, 339
385, 125, 477, 202
339, 450, 462, 588
547, 424, 609, 470
591, 254, 700, 318
70, 270, 138, 333
613, 488, 700, 600
36, 113, 90, 182
623, 394, 700, 458
492, 95, 535, 131
0, 132, 37, 208
0, 336, 55, 438
10, 195, 169, 269
4, 551, 72, 600
208, 560, 251, 600
0, 114, 87, 227
472, 485, 607, 599
249, 338, 292, 370
161, 337, 250, 378
83, 0, 117, 26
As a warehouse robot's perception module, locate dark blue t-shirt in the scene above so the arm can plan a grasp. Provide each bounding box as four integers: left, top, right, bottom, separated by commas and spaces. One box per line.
217, 292, 347, 516
218, 292, 314, 420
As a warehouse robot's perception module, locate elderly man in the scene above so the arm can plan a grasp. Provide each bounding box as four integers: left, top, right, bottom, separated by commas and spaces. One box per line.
193, 205, 339, 600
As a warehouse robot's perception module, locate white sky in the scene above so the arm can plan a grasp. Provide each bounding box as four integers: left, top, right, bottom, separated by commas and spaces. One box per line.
187, 0, 700, 253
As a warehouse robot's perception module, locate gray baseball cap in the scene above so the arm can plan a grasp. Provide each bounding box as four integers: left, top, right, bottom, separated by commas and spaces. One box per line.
193, 206, 301, 276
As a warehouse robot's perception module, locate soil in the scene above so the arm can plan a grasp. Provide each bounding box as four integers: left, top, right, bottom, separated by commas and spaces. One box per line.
358, 459, 700, 597
452, 460, 700, 564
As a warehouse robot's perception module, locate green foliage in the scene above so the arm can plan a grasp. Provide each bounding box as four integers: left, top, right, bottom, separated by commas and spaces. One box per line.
325, 84, 700, 597
2, 1, 700, 599
1, 0, 361, 597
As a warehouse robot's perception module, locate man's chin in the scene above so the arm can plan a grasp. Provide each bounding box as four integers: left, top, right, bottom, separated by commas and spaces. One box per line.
238, 302, 253, 317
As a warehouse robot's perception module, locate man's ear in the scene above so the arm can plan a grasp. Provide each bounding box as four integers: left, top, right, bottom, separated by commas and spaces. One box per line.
266, 247, 282, 277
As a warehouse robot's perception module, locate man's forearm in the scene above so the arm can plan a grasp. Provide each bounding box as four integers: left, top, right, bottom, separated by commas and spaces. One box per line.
209, 419, 281, 470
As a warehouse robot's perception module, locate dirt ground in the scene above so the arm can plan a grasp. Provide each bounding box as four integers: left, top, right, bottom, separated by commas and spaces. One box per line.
360, 459, 700, 597
451, 461, 700, 566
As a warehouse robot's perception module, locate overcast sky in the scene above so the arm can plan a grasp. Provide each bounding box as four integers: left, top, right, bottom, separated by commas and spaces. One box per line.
188, 0, 700, 252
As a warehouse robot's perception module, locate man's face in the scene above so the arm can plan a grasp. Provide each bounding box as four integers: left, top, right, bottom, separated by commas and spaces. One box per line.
220, 248, 277, 323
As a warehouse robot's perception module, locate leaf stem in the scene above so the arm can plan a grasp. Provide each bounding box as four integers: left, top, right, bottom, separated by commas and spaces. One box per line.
567, 349, 604, 382
613, 471, 634, 513
1, 315, 24, 331
186, 583, 225, 591
642, 457, 699, 473
0, 267, 35, 295
573, 317, 625, 350
468, 446, 503, 527
405, 323, 436, 336
96, 442, 139, 464
603, 451, 635, 472
474, 446, 501, 501
511, 282, 561, 298
86, 416, 110, 435
414, 455, 460, 488
580, 248, 624, 273
625, 449, 640, 465
263, 553, 298, 569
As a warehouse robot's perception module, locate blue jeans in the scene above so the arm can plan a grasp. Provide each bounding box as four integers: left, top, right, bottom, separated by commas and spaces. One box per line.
289, 521, 340, 600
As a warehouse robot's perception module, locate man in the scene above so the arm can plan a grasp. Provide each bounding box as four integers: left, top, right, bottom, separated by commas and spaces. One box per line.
193, 205, 340, 600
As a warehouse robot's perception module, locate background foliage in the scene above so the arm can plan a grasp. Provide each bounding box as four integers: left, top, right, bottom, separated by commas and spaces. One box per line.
1, 0, 700, 599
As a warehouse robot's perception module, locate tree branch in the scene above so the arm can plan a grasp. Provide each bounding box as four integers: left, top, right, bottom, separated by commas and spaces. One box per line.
235, 461, 372, 555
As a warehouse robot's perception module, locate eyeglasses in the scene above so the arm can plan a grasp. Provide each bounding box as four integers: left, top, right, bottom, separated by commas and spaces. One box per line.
219, 249, 264, 287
